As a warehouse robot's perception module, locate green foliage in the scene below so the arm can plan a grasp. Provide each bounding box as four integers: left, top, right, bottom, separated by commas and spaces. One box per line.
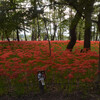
0, 0, 99, 41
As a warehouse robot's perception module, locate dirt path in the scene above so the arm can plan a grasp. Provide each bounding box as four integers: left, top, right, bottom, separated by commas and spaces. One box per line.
0, 91, 100, 100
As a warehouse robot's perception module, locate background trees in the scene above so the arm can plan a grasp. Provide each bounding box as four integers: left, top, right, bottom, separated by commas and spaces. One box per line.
0, 0, 100, 48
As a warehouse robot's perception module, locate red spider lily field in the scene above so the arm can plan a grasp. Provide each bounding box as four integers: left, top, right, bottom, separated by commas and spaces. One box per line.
0, 40, 99, 96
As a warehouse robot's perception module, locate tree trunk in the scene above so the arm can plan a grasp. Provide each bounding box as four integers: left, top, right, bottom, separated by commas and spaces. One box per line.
24, 29, 27, 41
50, 23, 52, 40
31, 20, 36, 41
1, 33, 4, 41
84, 13, 91, 49
93, 25, 96, 41
97, 39, 100, 82
84, 0, 94, 49
31, 0, 37, 41
16, 29, 20, 41
96, 28, 99, 41
37, 16, 41, 40
52, 23, 57, 41
97, 13, 100, 82
44, 20, 51, 56
59, 27, 62, 40
5, 31, 10, 42
59, 11, 62, 40
12, 31, 15, 41
66, 12, 82, 51
78, 32, 81, 41
52, 6, 57, 41
97, 13, 100, 32
31, 30, 34, 41
23, 23, 27, 41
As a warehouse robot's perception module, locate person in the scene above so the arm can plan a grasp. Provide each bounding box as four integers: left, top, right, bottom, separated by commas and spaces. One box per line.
37, 71, 46, 93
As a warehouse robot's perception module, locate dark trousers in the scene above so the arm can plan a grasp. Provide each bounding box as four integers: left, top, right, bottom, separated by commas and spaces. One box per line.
39, 81, 44, 94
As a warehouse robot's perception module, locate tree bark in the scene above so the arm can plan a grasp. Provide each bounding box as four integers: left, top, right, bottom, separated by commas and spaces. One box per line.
96, 29, 99, 41
1, 33, 4, 41
78, 32, 81, 41
98, 38, 100, 82
44, 20, 51, 56
66, 12, 82, 51
97, 13, 100, 82
5, 31, 10, 42
31, 30, 34, 41
16, 29, 20, 41
84, 0, 95, 49
12, 31, 15, 41
51, 6, 57, 41
24, 29, 27, 41
97, 13, 100, 32
23, 23, 27, 41
37, 16, 41, 40
84, 13, 92, 49
59, 27, 62, 40
52, 23, 57, 41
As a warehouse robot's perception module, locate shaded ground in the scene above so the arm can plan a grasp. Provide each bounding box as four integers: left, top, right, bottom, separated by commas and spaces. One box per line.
0, 91, 100, 100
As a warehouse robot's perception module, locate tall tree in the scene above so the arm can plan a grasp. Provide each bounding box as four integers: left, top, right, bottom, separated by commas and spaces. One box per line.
84, 0, 95, 50
66, 0, 85, 51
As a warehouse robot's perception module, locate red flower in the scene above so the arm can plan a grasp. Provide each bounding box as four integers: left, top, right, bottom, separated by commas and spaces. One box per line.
68, 73, 74, 80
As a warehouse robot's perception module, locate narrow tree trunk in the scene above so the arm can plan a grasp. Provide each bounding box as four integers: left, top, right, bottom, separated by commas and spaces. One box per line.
49, 20, 52, 40
93, 25, 95, 41
68, 8, 72, 40
59, 11, 62, 40
59, 19, 62, 40
5, 31, 10, 42
1, 33, 4, 41
78, 20, 82, 41
37, 16, 41, 40
32, 0, 37, 41
52, 23, 57, 40
24, 29, 27, 41
50, 23, 52, 40
16, 29, 20, 41
12, 31, 15, 41
52, 6, 57, 41
31, 20, 35, 41
23, 23, 27, 41
96, 29, 99, 41
59, 27, 62, 40
67, 12, 82, 51
44, 21, 51, 56
78, 32, 81, 41
43, 13, 51, 56
62, 32, 64, 40
31, 30, 34, 41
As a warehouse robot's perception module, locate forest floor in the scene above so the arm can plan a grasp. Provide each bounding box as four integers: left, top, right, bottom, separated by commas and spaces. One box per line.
0, 91, 100, 100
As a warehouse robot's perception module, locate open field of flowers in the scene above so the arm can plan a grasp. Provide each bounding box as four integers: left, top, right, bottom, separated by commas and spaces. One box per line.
0, 40, 99, 95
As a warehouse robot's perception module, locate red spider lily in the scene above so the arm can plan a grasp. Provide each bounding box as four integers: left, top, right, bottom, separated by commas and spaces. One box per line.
0, 40, 98, 85
81, 78, 93, 83
67, 73, 74, 80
